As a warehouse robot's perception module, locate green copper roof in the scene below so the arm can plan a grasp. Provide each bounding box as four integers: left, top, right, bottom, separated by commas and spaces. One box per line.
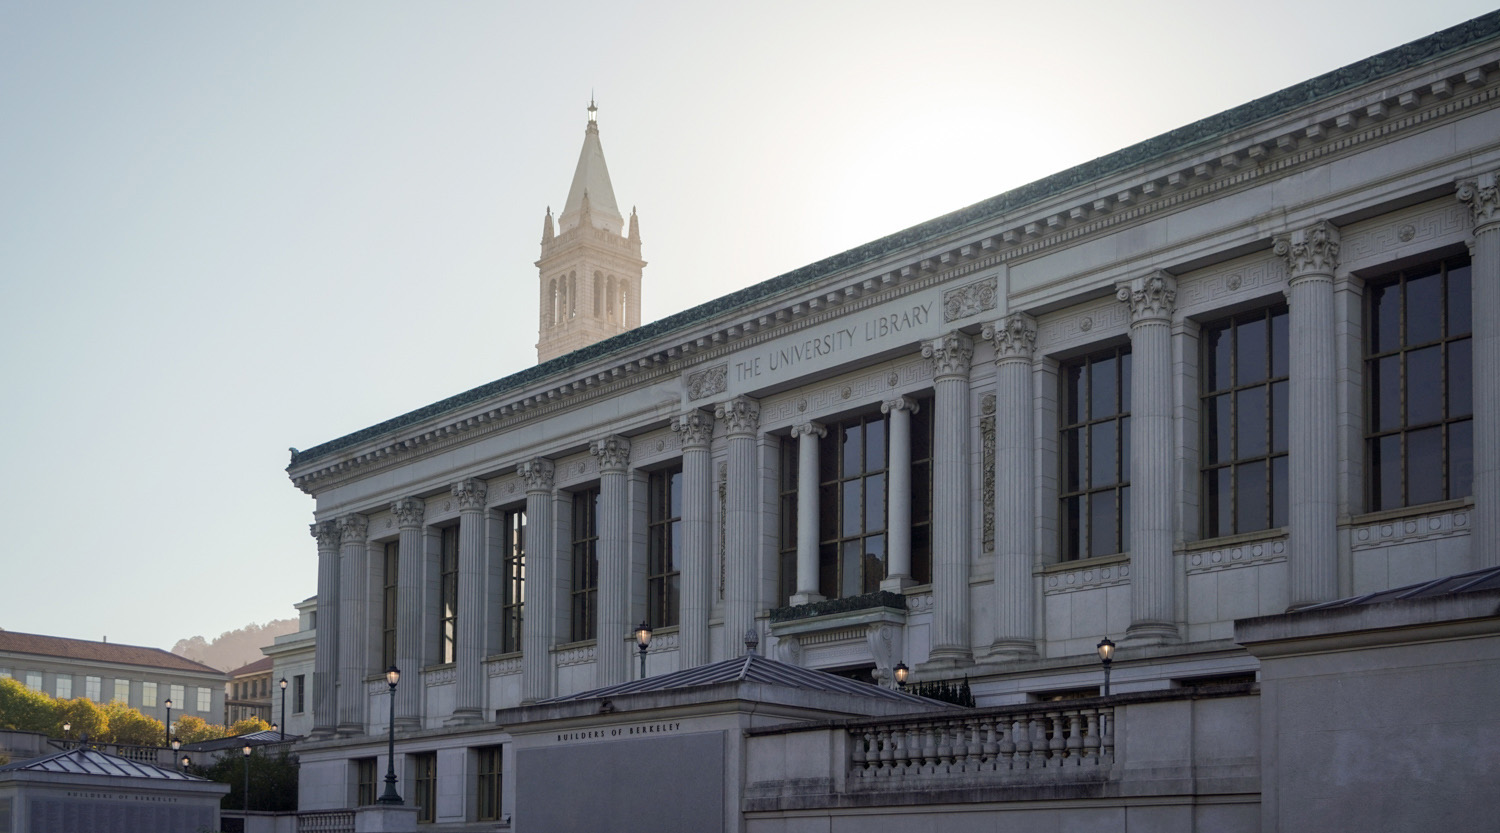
290, 11, 1500, 471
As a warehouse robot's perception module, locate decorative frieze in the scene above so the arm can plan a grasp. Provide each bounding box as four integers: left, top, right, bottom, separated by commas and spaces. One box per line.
686, 363, 729, 401
554, 645, 598, 667
672, 410, 715, 448
757, 357, 932, 429
451, 479, 487, 511
1274, 221, 1341, 279
905, 593, 934, 614
423, 666, 457, 686
1341, 200, 1469, 269
981, 394, 996, 553
1043, 562, 1132, 595
717, 461, 727, 601
1185, 538, 1288, 574
485, 657, 523, 677
1177, 256, 1286, 315
1350, 507, 1471, 550
390, 497, 425, 529
1040, 295, 1129, 352
589, 436, 632, 473
942, 275, 999, 322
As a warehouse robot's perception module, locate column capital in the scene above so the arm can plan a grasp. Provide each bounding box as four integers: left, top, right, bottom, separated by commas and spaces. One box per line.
880, 396, 919, 415
337, 514, 368, 545
1457, 171, 1500, 236
590, 435, 632, 473
715, 396, 761, 437
451, 478, 487, 512
517, 458, 555, 493
982, 312, 1038, 363
790, 420, 827, 439
1116, 271, 1178, 324
922, 331, 974, 379
1273, 221, 1341, 281
672, 410, 715, 449
390, 497, 426, 529
310, 520, 340, 551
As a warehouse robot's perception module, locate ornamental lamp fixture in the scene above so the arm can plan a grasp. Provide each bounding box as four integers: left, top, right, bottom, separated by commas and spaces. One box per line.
894, 662, 910, 690
242, 744, 252, 814
1097, 636, 1116, 696
180, 755, 190, 773
386, 666, 401, 687
377, 666, 403, 805
634, 621, 653, 679
279, 677, 288, 738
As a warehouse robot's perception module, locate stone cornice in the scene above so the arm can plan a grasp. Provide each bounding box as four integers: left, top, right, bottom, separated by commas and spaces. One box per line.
287, 17, 1500, 490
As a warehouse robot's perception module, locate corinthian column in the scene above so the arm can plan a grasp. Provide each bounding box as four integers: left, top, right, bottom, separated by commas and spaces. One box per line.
1117, 273, 1179, 645
790, 421, 826, 604
984, 313, 1039, 658
1459, 173, 1500, 568
310, 520, 341, 739
716, 396, 761, 656
335, 513, 368, 736
591, 436, 632, 686
518, 460, 556, 703
922, 332, 974, 666
448, 479, 487, 724
673, 411, 715, 668
390, 497, 425, 729
881, 399, 918, 592
1274, 222, 1342, 607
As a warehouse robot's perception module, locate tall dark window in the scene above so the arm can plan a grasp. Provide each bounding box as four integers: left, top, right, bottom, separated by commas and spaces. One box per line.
909, 400, 934, 584
382, 542, 398, 668
1061, 347, 1132, 560
778, 441, 799, 605
819, 414, 888, 598
476, 746, 503, 821
570, 488, 600, 641
293, 675, 305, 713
439, 526, 459, 663
647, 468, 683, 628
412, 752, 437, 823
1202, 307, 1289, 536
500, 508, 526, 655
355, 758, 377, 806
1367, 256, 1473, 510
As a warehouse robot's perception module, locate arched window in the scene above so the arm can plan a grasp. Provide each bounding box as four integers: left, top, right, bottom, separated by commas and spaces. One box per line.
569, 271, 577, 318
548, 278, 557, 326
594, 272, 603, 316
606, 276, 616, 317
621, 284, 630, 324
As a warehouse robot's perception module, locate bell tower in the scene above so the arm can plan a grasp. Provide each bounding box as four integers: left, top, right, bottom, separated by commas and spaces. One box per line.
536, 100, 646, 363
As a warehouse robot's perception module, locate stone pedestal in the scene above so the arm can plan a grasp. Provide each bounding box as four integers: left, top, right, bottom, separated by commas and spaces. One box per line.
354, 805, 421, 832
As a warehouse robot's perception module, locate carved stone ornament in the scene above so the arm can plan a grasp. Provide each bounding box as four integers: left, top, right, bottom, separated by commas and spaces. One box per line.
982, 312, 1038, 363
337, 514, 368, 544
942, 275, 999, 322
980, 394, 996, 552
1115, 271, 1178, 323
685, 363, 729, 401
672, 410, 715, 449
921, 331, 973, 379
1273, 220, 1341, 279
590, 436, 632, 472
715, 396, 761, 436
1457, 171, 1500, 234
517, 458, 555, 493
880, 396, 919, 416
310, 520, 340, 550
790, 421, 826, 439
451, 478, 487, 511
390, 497, 426, 529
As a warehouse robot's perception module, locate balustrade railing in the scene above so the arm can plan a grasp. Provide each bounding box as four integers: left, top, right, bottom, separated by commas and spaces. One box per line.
297, 810, 355, 833
847, 704, 1113, 785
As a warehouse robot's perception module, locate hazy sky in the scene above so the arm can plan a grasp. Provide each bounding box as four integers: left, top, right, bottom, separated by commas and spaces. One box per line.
2, 1, 1493, 652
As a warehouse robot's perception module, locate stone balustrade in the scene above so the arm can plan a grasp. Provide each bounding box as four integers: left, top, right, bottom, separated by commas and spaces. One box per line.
297, 809, 354, 833
847, 703, 1114, 787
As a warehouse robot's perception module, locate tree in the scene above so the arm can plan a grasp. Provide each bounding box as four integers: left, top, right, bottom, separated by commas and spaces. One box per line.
98, 700, 163, 746
0, 678, 58, 733
194, 748, 299, 812
227, 716, 271, 736
56, 697, 108, 740
174, 714, 228, 744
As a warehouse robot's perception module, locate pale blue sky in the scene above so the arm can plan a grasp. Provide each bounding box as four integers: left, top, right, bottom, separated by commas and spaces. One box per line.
2, 1, 1493, 651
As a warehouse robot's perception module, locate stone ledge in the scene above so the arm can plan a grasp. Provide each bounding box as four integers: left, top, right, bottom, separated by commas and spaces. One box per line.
769, 591, 908, 624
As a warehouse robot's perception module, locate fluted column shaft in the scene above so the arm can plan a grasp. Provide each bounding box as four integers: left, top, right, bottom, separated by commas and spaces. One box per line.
716, 397, 761, 655
591, 437, 632, 686
449, 480, 488, 722
1460, 173, 1500, 568
518, 460, 555, 703
985, 314, 1039, 656
1118, 274, 1179, 645
1276, 223, 1341, 606
390, 498, 425, 729
310, 521, 341, 738
673, 412, 715, 668
882, 399, 917, 592
791, 422, 826, 604
335, 514, 369, 735
923, 332, 974, 665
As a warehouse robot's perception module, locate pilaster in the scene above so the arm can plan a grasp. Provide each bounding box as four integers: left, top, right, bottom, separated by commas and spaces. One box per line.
1117, 272, 1180, 645
517, 460, 556, 703
1458, 173, 1500, 568
591, 436, 632, 686
389, 497, 425, 729
921, 331, 974, 666
790, 421, 826, 605
448, 479, 487, 724
1275, 222, 1341, 606
310, 520, 341, 739
716, 396, 761, 656
672, 411, 715, 668
335, 513, 368, 736
983, 313, 1039, 657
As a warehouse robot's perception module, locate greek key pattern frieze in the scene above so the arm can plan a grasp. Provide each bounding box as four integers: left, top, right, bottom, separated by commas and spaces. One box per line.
942, 275, 999, 322
554, 454, 599, 488
1177, 257, 1286, 315
1038, 296, 1129, 353
1342, 201, 1470, 269
1043, 562, 1131, 595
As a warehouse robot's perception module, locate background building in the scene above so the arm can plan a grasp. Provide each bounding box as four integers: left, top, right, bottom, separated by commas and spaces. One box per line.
262, 596, 316, 739
285, 12, 1500, 831
223, 656, 273, 726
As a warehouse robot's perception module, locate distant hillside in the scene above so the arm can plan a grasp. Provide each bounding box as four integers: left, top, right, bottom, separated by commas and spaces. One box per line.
171, 619, 297, 672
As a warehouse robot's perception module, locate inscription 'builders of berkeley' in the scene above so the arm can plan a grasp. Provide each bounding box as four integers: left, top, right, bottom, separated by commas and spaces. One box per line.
735, 300, 935, 383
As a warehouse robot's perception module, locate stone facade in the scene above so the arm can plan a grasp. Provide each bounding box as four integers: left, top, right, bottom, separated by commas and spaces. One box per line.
286, 13, 1500, 830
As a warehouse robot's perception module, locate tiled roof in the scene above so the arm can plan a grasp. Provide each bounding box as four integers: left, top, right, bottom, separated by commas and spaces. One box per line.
542, 651, 943, 707
1300, 565, 1500, 611
0, 747, 204, 781
0, 631, 224, 676
227, 656, 274, 677
288, 11, 1500, 469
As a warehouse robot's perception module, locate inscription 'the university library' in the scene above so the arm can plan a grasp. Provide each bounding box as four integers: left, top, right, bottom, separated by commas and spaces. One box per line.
735, 301, 935, 382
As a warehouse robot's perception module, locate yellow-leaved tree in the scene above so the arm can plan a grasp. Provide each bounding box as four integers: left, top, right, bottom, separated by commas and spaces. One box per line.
99, 701, 163, 746
174, 714, 227, 744
56, 697, 108, 740
0, 678, 56, 733
227, 717, 271, 736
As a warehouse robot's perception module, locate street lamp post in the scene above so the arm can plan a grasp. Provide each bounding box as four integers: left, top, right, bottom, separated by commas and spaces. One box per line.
279, 677, 288, 738
241, 744, 252, 814
164, 699, 172, 747
633, 621, 653, 679
1097, 637, 1116, 696
377, 666, 403, 805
